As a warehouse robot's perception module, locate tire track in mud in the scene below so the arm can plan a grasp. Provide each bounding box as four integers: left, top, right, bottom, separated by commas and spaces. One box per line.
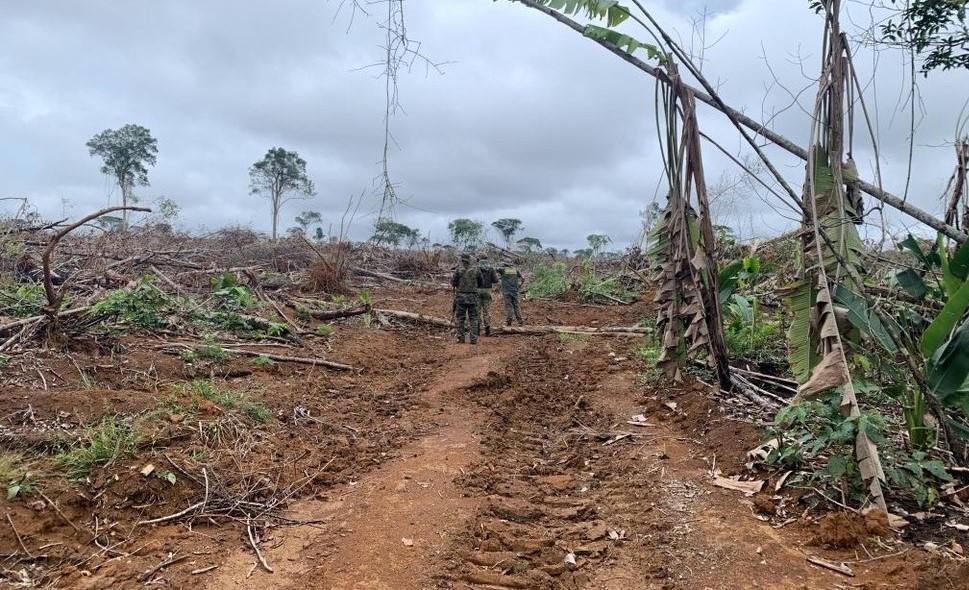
206, 343, 503, 590
434, 338, 852, 590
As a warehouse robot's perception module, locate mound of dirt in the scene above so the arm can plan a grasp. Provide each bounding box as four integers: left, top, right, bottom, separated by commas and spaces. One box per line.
817, 511, 868, 548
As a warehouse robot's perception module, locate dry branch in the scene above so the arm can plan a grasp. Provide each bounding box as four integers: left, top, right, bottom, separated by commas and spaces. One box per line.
373, 308, 648, 336
304, 304, 372, 321
223, 349, 354, 371
42, 206, 151, 317
806, 555, 854, 577
0, 306, 92, 336
247, 521, 273, 573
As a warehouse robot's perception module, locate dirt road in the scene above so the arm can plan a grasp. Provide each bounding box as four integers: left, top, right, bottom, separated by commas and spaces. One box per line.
2, 287, 962, 589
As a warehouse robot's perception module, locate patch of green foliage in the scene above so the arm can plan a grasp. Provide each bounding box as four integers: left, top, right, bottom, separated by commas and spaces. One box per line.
295, 305, 313, 320
211, 272, 254, 309
251, 355, 275, 367
723, 300, 785, 364
557, 332, 587, 343
765, 394, 951, 507
526, 262, 569, 299
314, 324, 334, 337
52, 416, 140, 479
183, 380, 271, 423
0, 283, 54, 317
1, 452, 34, 500
180, 333, 229, 365
634, 339, 663, 381
92, 276, 175, 329
576, 271, 637, 304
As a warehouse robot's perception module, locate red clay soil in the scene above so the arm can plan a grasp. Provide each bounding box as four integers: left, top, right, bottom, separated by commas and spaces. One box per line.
1, 286, 967, 589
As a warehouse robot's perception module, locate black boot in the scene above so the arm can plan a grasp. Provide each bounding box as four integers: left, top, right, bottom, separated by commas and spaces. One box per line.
485, 327, 492, 336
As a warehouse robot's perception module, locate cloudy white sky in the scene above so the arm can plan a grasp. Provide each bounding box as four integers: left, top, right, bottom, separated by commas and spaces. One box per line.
1, 0, 966, 250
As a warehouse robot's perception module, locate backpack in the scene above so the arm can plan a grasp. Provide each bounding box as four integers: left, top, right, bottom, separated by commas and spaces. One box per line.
478, 263, 497, 289
456, 265, 479, 292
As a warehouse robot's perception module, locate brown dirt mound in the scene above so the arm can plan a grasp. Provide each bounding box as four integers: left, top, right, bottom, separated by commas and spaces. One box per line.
817, 511, 868, 548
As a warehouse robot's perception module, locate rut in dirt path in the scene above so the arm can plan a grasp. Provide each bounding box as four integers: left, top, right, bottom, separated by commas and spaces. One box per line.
206, 341, 505, 590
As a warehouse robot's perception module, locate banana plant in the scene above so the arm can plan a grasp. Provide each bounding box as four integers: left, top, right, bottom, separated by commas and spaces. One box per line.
783, 0, 887, 510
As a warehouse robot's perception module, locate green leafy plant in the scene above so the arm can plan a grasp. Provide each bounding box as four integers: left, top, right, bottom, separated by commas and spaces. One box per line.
1, 452, 33, 500
211, 272, 254, 309
766, 394, 951, 507
315, 324, 334, 337
264, 322, 289, 338
526, 262, 569, 299
251, 355, 275, 367
0, 283, 51, 317
156, 470, 177, 485
576, 269, 637, 304
295, 305, 313, 320
91, 277, 174, 329
52, 416, 140, 478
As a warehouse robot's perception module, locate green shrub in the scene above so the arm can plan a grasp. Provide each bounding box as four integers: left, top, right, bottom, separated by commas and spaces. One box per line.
211, 272, 254, 308
576, 273, 637, 304
251, 355, 275, 367
315, 324, 334, 337
0, 283, 54, 317
91, 277, 174, 329
526, 262, 569, 299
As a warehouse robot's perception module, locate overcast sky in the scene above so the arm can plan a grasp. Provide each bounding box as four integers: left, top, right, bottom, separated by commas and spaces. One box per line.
1, 0, 966, 250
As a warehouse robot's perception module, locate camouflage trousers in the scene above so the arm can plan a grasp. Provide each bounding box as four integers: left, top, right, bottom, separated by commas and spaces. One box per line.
503, 292, 524, 325
454, 292, 479, 342
477, 290, 494, 330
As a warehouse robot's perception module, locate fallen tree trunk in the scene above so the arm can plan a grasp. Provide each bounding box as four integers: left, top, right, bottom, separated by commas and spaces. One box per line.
373, 308, 648, 336
305, 304, 372, 321
224, 349, 354, 371
159, 344, 354, 371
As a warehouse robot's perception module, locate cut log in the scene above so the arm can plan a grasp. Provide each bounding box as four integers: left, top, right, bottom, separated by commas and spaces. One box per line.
373, 308, 649, 336
304, 304, 372, 321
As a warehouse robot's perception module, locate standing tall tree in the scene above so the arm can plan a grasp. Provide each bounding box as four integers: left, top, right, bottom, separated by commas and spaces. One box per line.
492, 218, 523, 248
586, 233, 612, 258
86, 124, 158, 232
249, 147, 316, 240
448, 218, 485, 251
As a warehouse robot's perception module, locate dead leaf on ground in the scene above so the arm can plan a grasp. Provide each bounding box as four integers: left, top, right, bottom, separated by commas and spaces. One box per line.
711, 475, 764, 496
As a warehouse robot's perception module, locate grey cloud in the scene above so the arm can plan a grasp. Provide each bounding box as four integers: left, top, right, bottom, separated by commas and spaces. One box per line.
1, 0, 967, 252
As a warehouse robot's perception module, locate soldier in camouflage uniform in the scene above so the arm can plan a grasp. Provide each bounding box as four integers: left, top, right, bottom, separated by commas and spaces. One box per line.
476, 254, 501, 336
451, 253, 484, 343
498, 260, 525, 326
